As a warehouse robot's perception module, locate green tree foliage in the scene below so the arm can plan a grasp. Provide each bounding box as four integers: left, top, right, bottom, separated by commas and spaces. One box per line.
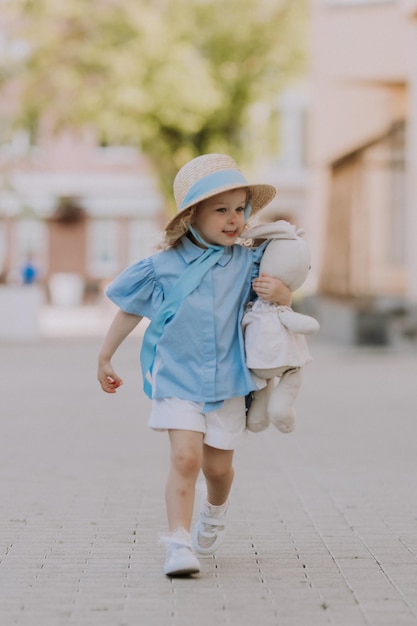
12, 0, 307, 202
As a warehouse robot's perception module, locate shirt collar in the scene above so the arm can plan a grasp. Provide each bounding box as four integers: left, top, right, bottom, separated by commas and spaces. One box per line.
177, 235, 232, 267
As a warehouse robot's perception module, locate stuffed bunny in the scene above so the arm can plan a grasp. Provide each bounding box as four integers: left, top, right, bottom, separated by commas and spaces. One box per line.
242, 221, 319, 434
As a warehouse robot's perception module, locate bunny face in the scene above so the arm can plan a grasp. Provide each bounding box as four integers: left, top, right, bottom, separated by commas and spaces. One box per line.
260, 236, 311, 292
244, 220, 311, 292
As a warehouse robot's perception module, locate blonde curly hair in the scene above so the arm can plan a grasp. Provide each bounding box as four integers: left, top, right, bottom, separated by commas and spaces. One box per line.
159, 206, 196, 250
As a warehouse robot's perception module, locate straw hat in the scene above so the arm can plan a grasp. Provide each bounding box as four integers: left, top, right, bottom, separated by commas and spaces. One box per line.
165, 154, 276, 234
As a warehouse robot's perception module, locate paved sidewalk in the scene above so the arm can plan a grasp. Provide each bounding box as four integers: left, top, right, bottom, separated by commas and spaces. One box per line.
1, 333, 417, 626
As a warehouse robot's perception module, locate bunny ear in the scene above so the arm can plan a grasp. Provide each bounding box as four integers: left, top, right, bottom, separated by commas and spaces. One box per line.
243, 220, 298, 240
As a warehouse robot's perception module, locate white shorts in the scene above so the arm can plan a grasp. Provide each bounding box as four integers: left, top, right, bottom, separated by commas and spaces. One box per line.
148, 396, 247, 450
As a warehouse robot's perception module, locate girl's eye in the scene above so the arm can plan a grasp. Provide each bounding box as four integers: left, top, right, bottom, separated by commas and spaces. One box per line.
216, 208, 227, 213
236, 207, 245, 213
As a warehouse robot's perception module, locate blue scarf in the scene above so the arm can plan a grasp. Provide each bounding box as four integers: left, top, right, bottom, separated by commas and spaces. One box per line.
140, 228, 224, 400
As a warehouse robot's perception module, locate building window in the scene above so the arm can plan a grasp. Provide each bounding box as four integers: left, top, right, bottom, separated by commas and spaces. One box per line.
128, 219, 161, 265
277, 89, 309, 170
87, 219, 119, 279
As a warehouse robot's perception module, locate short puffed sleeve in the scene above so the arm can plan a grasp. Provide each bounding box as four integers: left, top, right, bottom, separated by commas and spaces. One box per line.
106, 256, 163, 319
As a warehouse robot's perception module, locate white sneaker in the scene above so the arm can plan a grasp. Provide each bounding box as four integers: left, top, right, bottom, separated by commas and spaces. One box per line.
164, 544, 201, 577
193, 500, 228, 555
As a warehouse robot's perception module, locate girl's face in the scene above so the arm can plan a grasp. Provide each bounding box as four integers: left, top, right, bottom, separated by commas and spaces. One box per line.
192, 188, 247, 247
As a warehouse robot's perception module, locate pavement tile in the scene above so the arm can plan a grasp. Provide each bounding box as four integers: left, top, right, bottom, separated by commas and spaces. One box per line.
2, 336, 417, 625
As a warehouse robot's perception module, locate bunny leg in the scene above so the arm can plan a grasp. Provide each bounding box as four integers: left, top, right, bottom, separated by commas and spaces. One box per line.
268, 367, 302, 434
246, 379, 274, 433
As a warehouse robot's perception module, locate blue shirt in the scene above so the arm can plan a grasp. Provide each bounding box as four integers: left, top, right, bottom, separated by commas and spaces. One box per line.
106, 235, 265, 404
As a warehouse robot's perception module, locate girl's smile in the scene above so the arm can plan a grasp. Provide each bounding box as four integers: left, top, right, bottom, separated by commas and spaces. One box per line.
192, 189, 248, 247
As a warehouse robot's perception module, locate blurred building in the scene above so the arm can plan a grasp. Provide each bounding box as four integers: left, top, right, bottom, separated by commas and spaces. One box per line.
0, 124, 163, 302
0, 6, 164, 304
308, 0, 417, 342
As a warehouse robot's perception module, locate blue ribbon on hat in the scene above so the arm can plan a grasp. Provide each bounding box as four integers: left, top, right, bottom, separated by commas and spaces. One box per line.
180, 169, 249, 210
140, 231, 224, 401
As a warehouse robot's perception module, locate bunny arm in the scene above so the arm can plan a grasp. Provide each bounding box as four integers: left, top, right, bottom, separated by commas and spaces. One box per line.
278, 307, 320, 335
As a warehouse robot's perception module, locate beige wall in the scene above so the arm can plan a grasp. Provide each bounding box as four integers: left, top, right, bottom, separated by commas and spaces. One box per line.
310, 2, 412, 162
309, 0, 417, 302
312, 3, 414, 81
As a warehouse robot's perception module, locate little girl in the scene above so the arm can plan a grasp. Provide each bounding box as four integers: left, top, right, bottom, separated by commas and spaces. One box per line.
97, 154, 291, 576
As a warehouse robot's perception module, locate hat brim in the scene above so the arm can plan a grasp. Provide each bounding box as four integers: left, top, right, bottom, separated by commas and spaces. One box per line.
164, 182, 276, 234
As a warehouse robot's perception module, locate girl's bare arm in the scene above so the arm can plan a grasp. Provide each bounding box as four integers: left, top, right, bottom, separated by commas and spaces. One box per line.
97, 309, 143, 393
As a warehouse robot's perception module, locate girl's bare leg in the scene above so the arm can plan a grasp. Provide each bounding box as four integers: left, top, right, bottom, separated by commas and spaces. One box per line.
202, 445, 234, 505
165, 430, 204, 532
191, 445, 234, 555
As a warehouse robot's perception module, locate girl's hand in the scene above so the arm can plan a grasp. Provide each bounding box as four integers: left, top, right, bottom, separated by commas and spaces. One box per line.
97, 360, 123, 393
252, 273, 292, 306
